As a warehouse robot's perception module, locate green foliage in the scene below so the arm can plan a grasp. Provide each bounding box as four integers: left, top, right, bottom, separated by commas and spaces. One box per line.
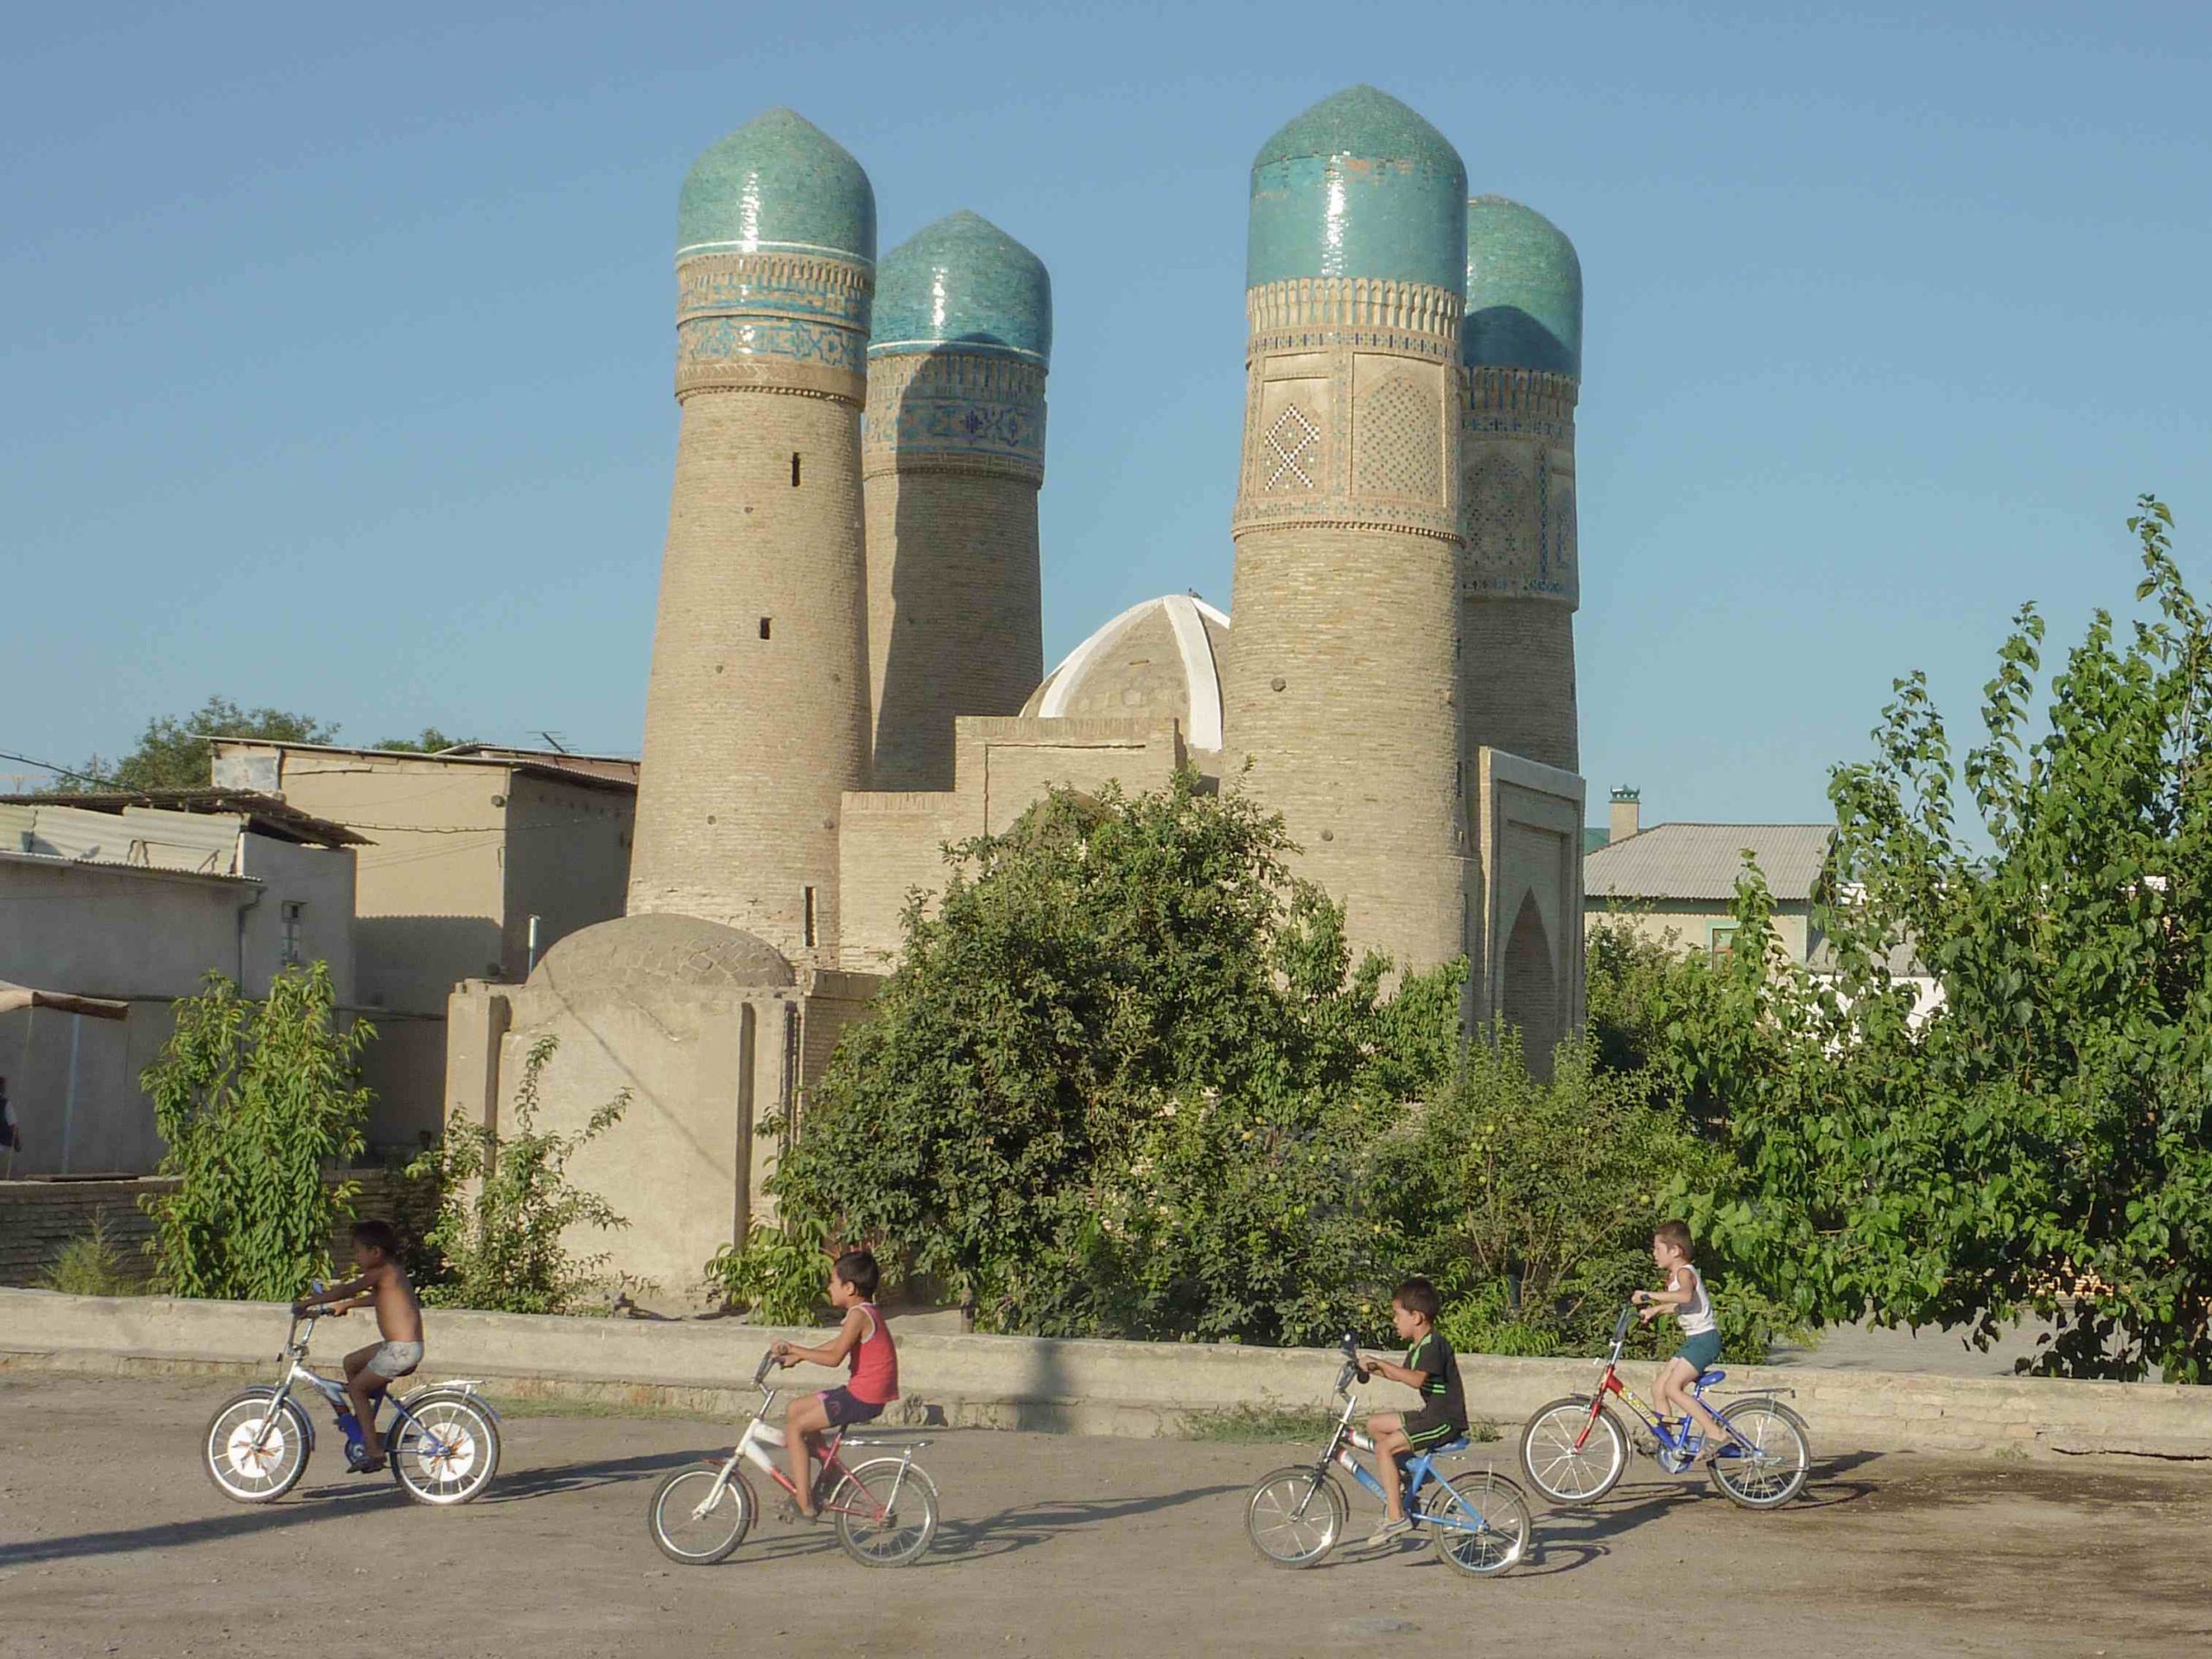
703, 1219, 832, 1325
40, 1210, 153, 1297
373, 728, 472, 753
763, 770, 1462, 1344
59, 696, 337, 792
409, 1037, 629, 1314
1376, 1032, 1787, 1362
141, 964, 370, 1300
1663, 498, 2212, 1382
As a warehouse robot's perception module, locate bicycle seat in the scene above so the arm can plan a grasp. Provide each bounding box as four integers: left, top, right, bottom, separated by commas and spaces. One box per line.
1695, 1369, 1726, 1390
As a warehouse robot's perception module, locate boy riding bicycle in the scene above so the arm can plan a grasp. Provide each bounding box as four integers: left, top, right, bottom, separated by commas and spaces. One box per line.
1355, 1277, 1467, 1548
291, 1218, 422, 1472
1632, 1220, 1737, 1464
769, 1249, 899, 1520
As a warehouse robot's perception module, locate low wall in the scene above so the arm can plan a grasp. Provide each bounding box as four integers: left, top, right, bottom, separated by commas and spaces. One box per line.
2, 1289, 2205, 1458
0, 1172, 427, 1287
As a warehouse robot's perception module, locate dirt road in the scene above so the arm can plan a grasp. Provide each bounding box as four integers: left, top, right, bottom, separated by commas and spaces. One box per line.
1, 1371, 2204, 1658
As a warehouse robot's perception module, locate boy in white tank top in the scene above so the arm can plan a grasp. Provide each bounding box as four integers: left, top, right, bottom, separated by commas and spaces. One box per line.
1633, 1221, 1737, 1461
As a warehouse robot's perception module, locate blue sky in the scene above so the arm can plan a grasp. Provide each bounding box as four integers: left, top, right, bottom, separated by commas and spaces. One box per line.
5, 2, 2206, 825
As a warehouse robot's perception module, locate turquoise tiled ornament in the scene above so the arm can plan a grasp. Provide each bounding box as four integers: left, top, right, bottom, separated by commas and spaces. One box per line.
677, 107, 876, 266
1246, 86, 1466, 292
870, 211, 1052, 365
1464, 195, 1581, 378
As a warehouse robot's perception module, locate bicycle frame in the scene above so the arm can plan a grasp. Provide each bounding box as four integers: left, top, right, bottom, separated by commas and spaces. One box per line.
1575, 1307, 1784, 1467
683, 1355, 922, 1525
250, 1309, 494, 1464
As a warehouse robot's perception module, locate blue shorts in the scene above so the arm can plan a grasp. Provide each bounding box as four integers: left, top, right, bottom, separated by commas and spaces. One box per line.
1672, 1330, 1723, 1374
817, 1386, 885, 1428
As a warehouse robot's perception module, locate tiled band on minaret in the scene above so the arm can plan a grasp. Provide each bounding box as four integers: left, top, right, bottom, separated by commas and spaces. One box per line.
1222, 87, 1473, 978
862, 212, 1051, 790
626, 109, 877, 968
1459, 195, 1584, 776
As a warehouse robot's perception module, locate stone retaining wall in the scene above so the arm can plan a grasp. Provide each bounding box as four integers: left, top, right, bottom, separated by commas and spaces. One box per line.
3, 1288, 2205, 1459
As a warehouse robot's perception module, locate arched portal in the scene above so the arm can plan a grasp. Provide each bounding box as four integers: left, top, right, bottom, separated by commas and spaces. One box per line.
1500, 891, 1560, 1077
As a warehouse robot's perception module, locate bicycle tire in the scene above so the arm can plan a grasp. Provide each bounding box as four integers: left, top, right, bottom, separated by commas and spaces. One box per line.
831, 1457, 938, 1567
650, 1465, 757, 1564
204, 1390, 314, 1505
389, 1391, 501, 1507
1421, 1469, 1533, 1578
1519, 1395, 1630, 1505
1244, 1466, 1348, 1568
1707, 1398, 1811, 1510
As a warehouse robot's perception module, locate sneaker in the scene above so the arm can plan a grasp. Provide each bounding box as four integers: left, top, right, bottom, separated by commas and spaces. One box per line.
1365, 1516, 1414, 1548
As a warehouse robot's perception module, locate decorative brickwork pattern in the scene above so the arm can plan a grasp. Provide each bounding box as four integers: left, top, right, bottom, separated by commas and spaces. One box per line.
861, 353, 1046, 484
1353, 372, 1443, 501
673, 250, 872, 404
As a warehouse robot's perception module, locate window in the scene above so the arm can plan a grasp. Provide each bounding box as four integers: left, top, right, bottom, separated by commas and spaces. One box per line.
803, 886, 818, 949
759, 617, 772, 640
791, 452, 801, 487
281, 901, 307, 966
1709, 924, 1739, 966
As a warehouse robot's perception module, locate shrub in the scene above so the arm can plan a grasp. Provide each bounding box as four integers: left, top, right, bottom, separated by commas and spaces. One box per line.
40, 1210, 153, 1297
408, 1036, 629, 1315
702, 1219, 834, 1325
141, 964, 371, 1301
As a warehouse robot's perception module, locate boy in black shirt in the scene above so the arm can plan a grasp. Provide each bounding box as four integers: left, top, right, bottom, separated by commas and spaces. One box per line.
1356, 1277, 1467, 1547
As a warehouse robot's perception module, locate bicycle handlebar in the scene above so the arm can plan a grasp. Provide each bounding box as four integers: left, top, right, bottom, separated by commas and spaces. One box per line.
753, 1349, 778, 1388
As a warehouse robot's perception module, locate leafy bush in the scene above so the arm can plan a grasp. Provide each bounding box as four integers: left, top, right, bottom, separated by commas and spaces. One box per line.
141, 964, 370, 1300
703, 1220, 833, 1325
408, 1036, 629, 1314
1376, 1032, 1789, 1362
761, 770, 1462, 1344
41, 1210, 153, 1297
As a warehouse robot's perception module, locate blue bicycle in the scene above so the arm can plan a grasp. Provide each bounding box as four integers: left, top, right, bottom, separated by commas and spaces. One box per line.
201, 1295, 500, 1507
1243, 1337, 1533, 1576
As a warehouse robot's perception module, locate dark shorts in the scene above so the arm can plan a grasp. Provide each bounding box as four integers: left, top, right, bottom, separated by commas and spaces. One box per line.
1672, 1330, 1724, 1374
818, 1385, 885, 1428
1402, 1405, 1466, 1450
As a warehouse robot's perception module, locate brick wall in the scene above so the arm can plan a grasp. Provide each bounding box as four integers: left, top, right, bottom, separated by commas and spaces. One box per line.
0, 1169, 429, 1287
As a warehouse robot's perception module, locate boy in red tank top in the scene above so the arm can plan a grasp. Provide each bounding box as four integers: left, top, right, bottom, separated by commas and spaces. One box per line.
770, 1249, 899, 1519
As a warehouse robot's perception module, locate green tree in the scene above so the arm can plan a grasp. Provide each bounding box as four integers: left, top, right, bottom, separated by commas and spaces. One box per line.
760, 770, 1462, 1342
373, 728, 472, 753
62, 696, 338, 791
141, 964, 372, 1300
1669, 498, 2212, 1381
408, 1036, 630, 1314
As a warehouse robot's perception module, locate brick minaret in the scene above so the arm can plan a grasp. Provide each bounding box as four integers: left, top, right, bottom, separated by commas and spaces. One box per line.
1460, 195, 1583, 774
862, 211, 1051, 790
626, 109, 875, 968
1221, 86, 1471, 976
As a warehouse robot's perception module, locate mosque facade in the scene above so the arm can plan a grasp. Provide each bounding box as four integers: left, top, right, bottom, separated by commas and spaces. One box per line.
446, 87, 1589, 1292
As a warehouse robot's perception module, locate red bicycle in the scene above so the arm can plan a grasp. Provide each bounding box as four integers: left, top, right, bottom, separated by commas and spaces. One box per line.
646, 1349, 938, 1566
1518, 1306, 1810, 1510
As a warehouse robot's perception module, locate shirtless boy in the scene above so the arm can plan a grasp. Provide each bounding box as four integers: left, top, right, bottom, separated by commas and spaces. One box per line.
293, 1219, 423, 1471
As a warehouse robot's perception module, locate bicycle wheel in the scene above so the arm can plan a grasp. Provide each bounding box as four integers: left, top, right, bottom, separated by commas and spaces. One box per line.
1519, 1396, 1629, 1504
204, 1391, 312, 1504
1420, 1469, 1533, 1578
831, 1458, 938, 1567
389, 1392, 500, 1506
1708, 1399, 1810, 1510
1244, 1467, 1348, 1568
651, 1465, 757, 1564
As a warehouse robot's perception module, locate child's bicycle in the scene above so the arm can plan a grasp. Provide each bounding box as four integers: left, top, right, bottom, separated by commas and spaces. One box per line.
202, 1294, 501, 1507
1243, 1336, 1534, 1577
1517, 1305, 1810, 1510
647, 1348, 939, 1567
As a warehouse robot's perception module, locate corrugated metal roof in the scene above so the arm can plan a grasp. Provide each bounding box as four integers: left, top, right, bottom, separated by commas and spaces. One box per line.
1584, 822, 1834, 902
0, 790, 366, 849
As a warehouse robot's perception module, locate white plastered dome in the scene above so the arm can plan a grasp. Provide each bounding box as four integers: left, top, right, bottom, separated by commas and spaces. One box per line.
1020, 594, 1229, 753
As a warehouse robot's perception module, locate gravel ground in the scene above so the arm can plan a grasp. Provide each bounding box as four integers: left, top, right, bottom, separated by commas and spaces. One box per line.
1, 1371, 2206, 1659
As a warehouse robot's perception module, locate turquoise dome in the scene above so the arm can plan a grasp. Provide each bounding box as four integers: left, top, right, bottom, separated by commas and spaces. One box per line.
1247, 86, 1466, 292
677, 108, 876, 265
870, 211, 1052, 365
1464, 196, 1582, 378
